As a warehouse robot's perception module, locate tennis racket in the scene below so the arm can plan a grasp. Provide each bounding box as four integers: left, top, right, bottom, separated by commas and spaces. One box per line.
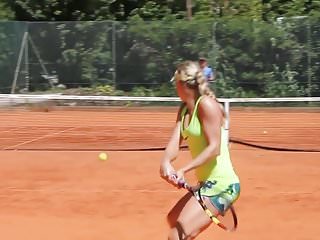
179, 181, 238, 232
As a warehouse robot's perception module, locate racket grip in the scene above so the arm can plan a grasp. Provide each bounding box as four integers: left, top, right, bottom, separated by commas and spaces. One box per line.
171, 174, 189, 189
178, 180, 191, 190
177, 180, 187, 188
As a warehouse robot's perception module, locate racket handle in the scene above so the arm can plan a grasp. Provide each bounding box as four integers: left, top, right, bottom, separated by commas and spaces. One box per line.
178, 180, 191, 190
171, 174, 189, 189
177, 180, 186, 188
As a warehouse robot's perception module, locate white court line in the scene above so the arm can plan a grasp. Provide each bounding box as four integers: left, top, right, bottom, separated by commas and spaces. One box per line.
0, 187, 313, 195
0, 126, 23, 133
1, 127, 77, 150
277, 191, 313, 195
0, 127, 24, 148
1, 187, 179, 194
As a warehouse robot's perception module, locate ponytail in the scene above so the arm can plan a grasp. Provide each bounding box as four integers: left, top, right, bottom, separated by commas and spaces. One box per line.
195, 70, 226, 120
173, 60, 226, 120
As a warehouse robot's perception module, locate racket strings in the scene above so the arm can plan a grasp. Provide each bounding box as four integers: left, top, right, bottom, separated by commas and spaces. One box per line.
217, 208, 236, 229
180, 180, 238, 231
197, 190, 237, 231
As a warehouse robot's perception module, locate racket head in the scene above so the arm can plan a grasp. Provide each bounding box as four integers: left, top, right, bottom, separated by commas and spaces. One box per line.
214, 205, 238, 232
197, 196, 237, 232
182, 182, 238, 232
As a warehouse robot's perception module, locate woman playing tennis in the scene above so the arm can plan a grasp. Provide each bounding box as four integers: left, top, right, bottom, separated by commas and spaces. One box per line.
160, 60, 240, 239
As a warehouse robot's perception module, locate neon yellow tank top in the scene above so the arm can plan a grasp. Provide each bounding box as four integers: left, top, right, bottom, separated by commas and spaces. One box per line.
181, 96, 239, 190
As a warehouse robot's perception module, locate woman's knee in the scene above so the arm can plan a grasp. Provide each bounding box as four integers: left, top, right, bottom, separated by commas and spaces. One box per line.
166, 192, 209, 239
167, 193, 193, 227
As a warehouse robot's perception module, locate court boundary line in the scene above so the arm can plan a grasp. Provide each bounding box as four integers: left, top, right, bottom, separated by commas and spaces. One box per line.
1, 127, 77, 150
0, 187, 313, 195
1, 187, 180, 194
0, 126, 25, 149
0, 126, 24, 133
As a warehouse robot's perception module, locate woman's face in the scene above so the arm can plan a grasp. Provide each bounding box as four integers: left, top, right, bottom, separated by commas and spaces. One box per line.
175, 80, 189, 102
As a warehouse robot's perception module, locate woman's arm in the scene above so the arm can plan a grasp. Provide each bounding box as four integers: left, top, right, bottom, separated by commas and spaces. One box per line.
161, 121, 182, 163
160, 105, 184, 180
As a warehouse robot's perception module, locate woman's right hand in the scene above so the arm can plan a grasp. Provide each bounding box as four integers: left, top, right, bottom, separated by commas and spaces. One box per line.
160, 161, 176, 183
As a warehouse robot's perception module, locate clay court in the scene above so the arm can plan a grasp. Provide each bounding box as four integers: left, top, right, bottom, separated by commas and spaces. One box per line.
0, 107, 319, 240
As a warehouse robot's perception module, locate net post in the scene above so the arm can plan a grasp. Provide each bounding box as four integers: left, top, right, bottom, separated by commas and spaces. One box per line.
224, 101, 230, 144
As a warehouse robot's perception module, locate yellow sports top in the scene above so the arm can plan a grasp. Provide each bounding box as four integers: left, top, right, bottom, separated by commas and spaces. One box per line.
181, 96, 239, 192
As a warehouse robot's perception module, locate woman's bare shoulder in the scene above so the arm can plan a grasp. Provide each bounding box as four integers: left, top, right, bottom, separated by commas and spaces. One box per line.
198, 96, 220, 112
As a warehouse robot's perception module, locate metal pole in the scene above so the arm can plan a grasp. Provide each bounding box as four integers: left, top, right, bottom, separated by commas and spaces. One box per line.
25, 32, 29, 92
112, 22, 117, 86
224, 101, 230, 144
28, 36, 49, 76
307, 19, 312, 97
11, 31, 28, 94
186, 0, 192, 20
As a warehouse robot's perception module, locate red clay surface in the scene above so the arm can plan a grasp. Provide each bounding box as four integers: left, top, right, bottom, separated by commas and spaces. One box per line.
0, 107, 319, 240
0, 107, 319, 151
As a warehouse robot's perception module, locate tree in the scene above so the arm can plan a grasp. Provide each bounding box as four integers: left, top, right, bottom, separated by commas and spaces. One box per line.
11, 0, 113, 21
2, 0, 320, 96
0, 0, 14, 19
262, 0, 320, 21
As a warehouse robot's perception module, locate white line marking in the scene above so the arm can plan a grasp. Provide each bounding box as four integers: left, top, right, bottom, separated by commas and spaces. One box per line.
0, 187, 180, 194
0, 188, 314, 195
0, 126, 23, 133
1, 127, 77, 150
277, 191, 313, 195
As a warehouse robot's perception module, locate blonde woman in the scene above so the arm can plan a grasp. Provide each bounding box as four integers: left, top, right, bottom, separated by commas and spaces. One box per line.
160, 61, 240, 239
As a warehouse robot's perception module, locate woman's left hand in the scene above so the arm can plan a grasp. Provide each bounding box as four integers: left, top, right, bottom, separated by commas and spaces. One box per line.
173, 169, 185, 187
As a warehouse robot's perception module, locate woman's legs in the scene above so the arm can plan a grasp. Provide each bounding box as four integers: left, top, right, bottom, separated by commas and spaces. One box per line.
167, 192, 213, 240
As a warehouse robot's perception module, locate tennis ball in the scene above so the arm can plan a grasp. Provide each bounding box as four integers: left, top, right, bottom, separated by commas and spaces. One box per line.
98, 152, 108, 161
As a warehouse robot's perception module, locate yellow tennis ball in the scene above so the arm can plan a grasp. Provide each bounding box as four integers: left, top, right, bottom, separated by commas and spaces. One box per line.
99, 152, 108, 161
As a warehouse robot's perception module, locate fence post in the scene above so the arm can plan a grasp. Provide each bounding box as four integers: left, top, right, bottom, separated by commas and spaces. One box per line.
307, 19, 312, 97
24, 28, 29, 92
11, 31, 28, 94
112, 21, 117, 87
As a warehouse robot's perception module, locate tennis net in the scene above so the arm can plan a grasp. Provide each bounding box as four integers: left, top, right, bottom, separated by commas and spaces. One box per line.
0, 94, 320, 152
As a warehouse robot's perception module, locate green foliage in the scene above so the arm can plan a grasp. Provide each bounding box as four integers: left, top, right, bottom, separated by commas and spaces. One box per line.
3, 17, 319, 97
214, 16, 312, 97
0, 1, 14, 19
7, 0, 320, 22
262, 0, 320, 21
130, 86, 155, 97
130, 1, 171, 20
0, 22, 26, 92
156, 83, 176, 97
129, 83, 176, 97
264, 64, 305, 97
12, 0, 113, 21
25, 21, 114, 90
117, 16, 216, 89
93, 84, 124, 96
2, 1, 320, 97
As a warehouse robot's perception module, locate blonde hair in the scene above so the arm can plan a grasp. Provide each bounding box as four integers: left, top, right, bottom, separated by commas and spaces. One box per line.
172, 60, 226, 119
173, 60, 215, 97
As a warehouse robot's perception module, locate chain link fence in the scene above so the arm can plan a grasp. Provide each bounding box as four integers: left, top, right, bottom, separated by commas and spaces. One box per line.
0, 18, 319, 97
